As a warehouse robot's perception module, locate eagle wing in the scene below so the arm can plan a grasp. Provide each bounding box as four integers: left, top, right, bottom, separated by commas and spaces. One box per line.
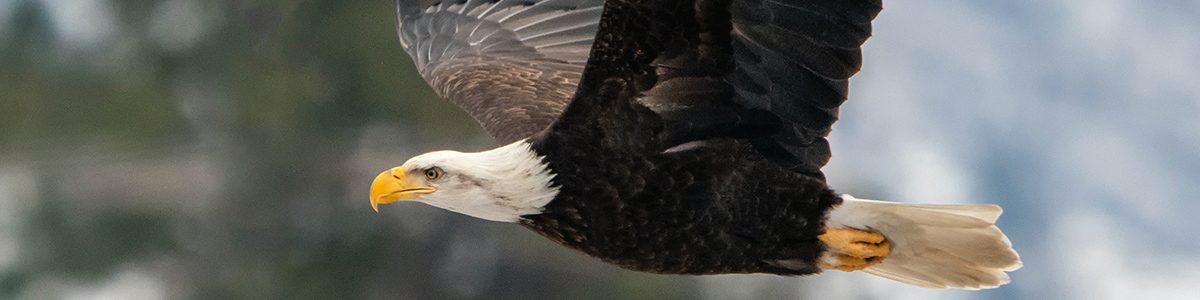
396, 0, 604, 144
569, 0, 882, 180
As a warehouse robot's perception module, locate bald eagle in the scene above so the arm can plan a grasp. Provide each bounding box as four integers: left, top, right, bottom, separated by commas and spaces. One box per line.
371, 0, 1022, 289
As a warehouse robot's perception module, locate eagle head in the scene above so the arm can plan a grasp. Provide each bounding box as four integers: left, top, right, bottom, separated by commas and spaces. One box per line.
369, 140, 559, 222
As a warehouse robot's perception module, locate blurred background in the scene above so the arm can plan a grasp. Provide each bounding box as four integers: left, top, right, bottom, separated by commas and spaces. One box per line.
1, 0, 1197, 299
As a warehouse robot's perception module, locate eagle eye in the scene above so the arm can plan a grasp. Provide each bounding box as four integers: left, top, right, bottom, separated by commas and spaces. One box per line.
423, 167, 443, 181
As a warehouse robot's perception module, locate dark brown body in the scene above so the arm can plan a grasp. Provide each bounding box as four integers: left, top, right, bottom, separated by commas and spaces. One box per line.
526, 133, 840, 274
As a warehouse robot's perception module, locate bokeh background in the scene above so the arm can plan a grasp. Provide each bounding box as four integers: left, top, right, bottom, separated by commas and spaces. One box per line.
1, 0, 1197, 299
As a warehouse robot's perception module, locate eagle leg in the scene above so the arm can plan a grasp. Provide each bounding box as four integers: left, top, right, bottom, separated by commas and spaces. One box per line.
817, 227, 890, 272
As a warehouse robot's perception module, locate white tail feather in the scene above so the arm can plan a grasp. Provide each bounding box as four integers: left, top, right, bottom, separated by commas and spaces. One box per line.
826, 195, 1023, 290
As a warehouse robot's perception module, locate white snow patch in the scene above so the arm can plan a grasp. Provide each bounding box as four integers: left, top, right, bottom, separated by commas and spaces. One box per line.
40, 0, 118, 49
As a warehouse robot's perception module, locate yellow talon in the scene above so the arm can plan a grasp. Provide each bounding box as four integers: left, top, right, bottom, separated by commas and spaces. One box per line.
818, 227, 890, 272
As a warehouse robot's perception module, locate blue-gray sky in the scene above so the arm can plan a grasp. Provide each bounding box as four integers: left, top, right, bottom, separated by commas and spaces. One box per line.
815, 1, 1200, 299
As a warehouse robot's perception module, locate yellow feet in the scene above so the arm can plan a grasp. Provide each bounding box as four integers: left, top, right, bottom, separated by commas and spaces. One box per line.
817, 227, 890, 272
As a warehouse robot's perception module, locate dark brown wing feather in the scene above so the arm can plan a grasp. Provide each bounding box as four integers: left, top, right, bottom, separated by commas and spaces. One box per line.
726, 0, 882, 179
569, 0, 881, 180
397, 0, 603, 144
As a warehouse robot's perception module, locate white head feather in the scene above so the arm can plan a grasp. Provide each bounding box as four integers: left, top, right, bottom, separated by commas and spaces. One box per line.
398, 140, 559, 222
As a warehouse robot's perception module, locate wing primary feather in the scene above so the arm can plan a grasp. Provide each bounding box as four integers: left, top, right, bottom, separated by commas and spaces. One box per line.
395, 0, 600, 143
495, 0, 540, 23
515, 5, 603, 30
457, 0, 475, 14
476, 0, 502, 18
516, 8, 602, 40
533, 38, 592, 50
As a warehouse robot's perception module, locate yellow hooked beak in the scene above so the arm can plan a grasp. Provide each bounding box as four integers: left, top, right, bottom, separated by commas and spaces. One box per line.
369, 167, 437, 212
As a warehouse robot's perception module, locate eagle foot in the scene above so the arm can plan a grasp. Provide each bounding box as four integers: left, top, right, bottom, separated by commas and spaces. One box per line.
817, 227, 890, 272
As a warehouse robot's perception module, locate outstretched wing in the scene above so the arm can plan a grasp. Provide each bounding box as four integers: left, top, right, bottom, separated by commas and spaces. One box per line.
566, 0, 881, 180
397, 0, 603, 144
